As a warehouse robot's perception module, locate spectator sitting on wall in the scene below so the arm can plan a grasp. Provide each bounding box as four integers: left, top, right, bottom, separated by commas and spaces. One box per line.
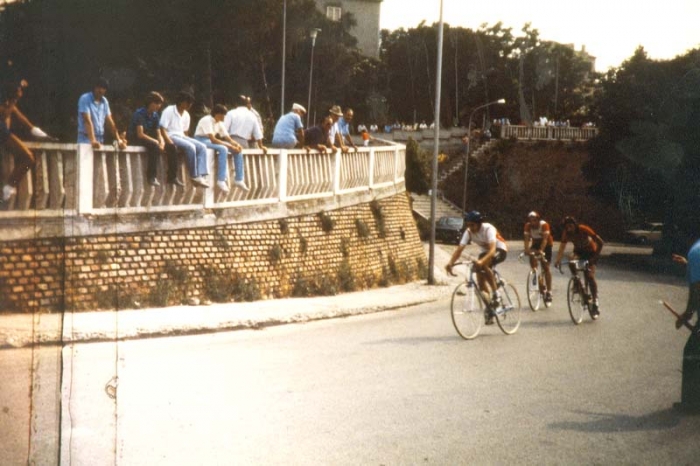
127, 91, 183, 187
304, 116, 333, 153
224, 95, 267, 153
159, 91, 210, 188
271, 103, 305, 149
77, 77, 127, 150
194, 104, 248, 193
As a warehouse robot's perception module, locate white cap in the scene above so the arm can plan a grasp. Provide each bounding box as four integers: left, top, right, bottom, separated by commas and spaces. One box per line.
527, 211, 539, 218
292, 103, 306, 114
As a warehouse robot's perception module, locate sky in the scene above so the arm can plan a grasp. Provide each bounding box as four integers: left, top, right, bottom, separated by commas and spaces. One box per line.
379, 0, 700, 71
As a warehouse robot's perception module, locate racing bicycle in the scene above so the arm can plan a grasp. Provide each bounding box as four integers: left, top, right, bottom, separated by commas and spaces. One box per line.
448, 256, 522, 339
518, 251, 551, 311
557, 259, 597, 324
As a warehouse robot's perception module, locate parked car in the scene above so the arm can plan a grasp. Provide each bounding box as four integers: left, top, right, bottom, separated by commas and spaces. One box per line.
625, 222, 663, 244
436, 216, 465, 244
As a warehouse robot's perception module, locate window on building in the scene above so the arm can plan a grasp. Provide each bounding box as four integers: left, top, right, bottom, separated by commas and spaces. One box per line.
326, 6, 341, 21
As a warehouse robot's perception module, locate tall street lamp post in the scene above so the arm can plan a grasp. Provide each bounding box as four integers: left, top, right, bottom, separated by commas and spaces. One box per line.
427, 0, 444, 285
462, 98, 506, 213
281, 0, 287, 116
307, 28, 321, 128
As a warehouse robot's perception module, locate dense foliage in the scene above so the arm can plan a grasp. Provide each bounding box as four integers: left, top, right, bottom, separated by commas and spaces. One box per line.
588, 47, 700, 241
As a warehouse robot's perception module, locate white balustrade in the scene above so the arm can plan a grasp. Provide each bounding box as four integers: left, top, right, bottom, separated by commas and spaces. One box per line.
499, 125, 598, 141
1, 142, 406, 225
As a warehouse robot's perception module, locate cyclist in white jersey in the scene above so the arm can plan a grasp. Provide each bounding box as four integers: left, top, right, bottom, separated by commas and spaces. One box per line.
446, 211, 508, 318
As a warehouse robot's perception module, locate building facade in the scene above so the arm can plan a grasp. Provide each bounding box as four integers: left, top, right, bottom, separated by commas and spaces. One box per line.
315, 0, 382, 58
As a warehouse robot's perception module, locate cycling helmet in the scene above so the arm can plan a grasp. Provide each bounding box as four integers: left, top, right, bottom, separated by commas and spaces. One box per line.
562, 216, 577, 227
464, 210, 484, 223
527, 211, 540, 219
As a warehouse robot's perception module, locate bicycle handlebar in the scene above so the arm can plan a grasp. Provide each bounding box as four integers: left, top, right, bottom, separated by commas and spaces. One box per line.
555, 259, 589, 274
518, 251, 548, 264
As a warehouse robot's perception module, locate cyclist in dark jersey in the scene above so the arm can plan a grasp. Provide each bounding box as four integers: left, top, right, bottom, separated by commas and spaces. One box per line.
554, 216, 604, 318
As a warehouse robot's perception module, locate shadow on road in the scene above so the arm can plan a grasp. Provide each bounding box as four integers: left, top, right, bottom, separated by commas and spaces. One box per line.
549, 408, 682, 433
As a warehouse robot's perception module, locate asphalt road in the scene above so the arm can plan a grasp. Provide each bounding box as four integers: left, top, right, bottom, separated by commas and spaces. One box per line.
3, 244, 700, 465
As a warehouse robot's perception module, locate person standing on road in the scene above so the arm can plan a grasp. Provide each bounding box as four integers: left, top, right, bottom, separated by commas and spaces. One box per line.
554, 216, 604, 318
672, 236, 700, 331
445, 211, 508, 323
523, 211, 554, 304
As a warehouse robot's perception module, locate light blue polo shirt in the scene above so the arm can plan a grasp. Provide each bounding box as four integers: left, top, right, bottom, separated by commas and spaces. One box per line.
77, 92, 111, 143
688, 239, 700, 284
272, 112, 303, 146
338, 116, 350, 136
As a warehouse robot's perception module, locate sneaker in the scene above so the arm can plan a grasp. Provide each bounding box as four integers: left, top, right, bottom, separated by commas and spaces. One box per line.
168, 178, 185, 187
484, 312, 495, 325
216, 180, 230, 193
544, 292, 553, 304
491, 294, 502, 310
233, 180, 250, 192
148, 177, 161, 187
191, 176, 210, 188
2, 184, 16, 201
590, 300, 600, 319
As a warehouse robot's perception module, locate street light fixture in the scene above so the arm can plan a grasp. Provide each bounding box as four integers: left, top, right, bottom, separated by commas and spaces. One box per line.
462, 98, 506, 214
307, 28, 321, 128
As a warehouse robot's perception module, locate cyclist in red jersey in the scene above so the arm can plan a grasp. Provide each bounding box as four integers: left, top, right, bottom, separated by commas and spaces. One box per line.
554, 216, 604, 318
523, 211, 553, 304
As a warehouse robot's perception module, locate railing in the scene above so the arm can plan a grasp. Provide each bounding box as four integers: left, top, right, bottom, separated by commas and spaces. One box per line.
499, 125, 598, 141
0, 142, 406, 236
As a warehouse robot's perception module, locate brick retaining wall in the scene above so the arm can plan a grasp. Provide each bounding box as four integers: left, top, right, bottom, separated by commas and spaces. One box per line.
0, 193, 426, 313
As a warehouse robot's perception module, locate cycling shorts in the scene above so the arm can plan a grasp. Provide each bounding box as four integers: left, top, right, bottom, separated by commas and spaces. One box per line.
479, 248, 507, 268
573, 248, 597, 265
531, 241, 553, 263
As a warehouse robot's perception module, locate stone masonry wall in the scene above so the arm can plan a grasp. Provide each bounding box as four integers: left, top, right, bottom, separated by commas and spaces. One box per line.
0, 193, 426, 313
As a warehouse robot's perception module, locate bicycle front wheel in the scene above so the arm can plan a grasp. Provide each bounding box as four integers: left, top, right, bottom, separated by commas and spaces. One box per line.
526, 269, 541, 311
495, 283, 522, 335
567, 277, 585, 324
450, 282, 484, 340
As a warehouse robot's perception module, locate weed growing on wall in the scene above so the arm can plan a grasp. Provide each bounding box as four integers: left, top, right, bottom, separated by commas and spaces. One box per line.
370, 200, 386, 238
200, 266, 235, 303
269, 244, 284, 264
279, 218, 289, 234
318, 211, 335, 232
340, 237, 350, 258
355, 218, 370, 238
337, 259, 356, 292
231, 274, 261, 302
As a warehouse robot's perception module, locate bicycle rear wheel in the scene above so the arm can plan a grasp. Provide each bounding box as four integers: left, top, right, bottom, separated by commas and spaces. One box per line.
450, 282, 484, 340
526, 269, 541, 311
495, 283, 522, 335
567, 277, 585, 324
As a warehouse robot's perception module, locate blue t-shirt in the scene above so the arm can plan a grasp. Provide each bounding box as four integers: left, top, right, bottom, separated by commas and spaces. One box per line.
128, 107, 160, 142
687, 239, 700, 284
77, 91, 111, 143
337, 117, 350, 136
272, 112, 303, 146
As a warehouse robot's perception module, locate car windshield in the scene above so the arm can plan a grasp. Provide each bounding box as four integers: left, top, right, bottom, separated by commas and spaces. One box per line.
446, 218, 462, 227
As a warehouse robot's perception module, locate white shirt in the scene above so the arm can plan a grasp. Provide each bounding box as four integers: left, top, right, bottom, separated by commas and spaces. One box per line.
459, 222, 507, 252
224, 106, 263, 141
194, 115, 229, 138
329, 121, 340, 146
159, 105, 190, 137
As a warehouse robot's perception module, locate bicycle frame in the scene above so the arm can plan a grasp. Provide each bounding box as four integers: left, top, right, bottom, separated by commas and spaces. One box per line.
558, 259, 593, 324
519, 252, 550, 311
